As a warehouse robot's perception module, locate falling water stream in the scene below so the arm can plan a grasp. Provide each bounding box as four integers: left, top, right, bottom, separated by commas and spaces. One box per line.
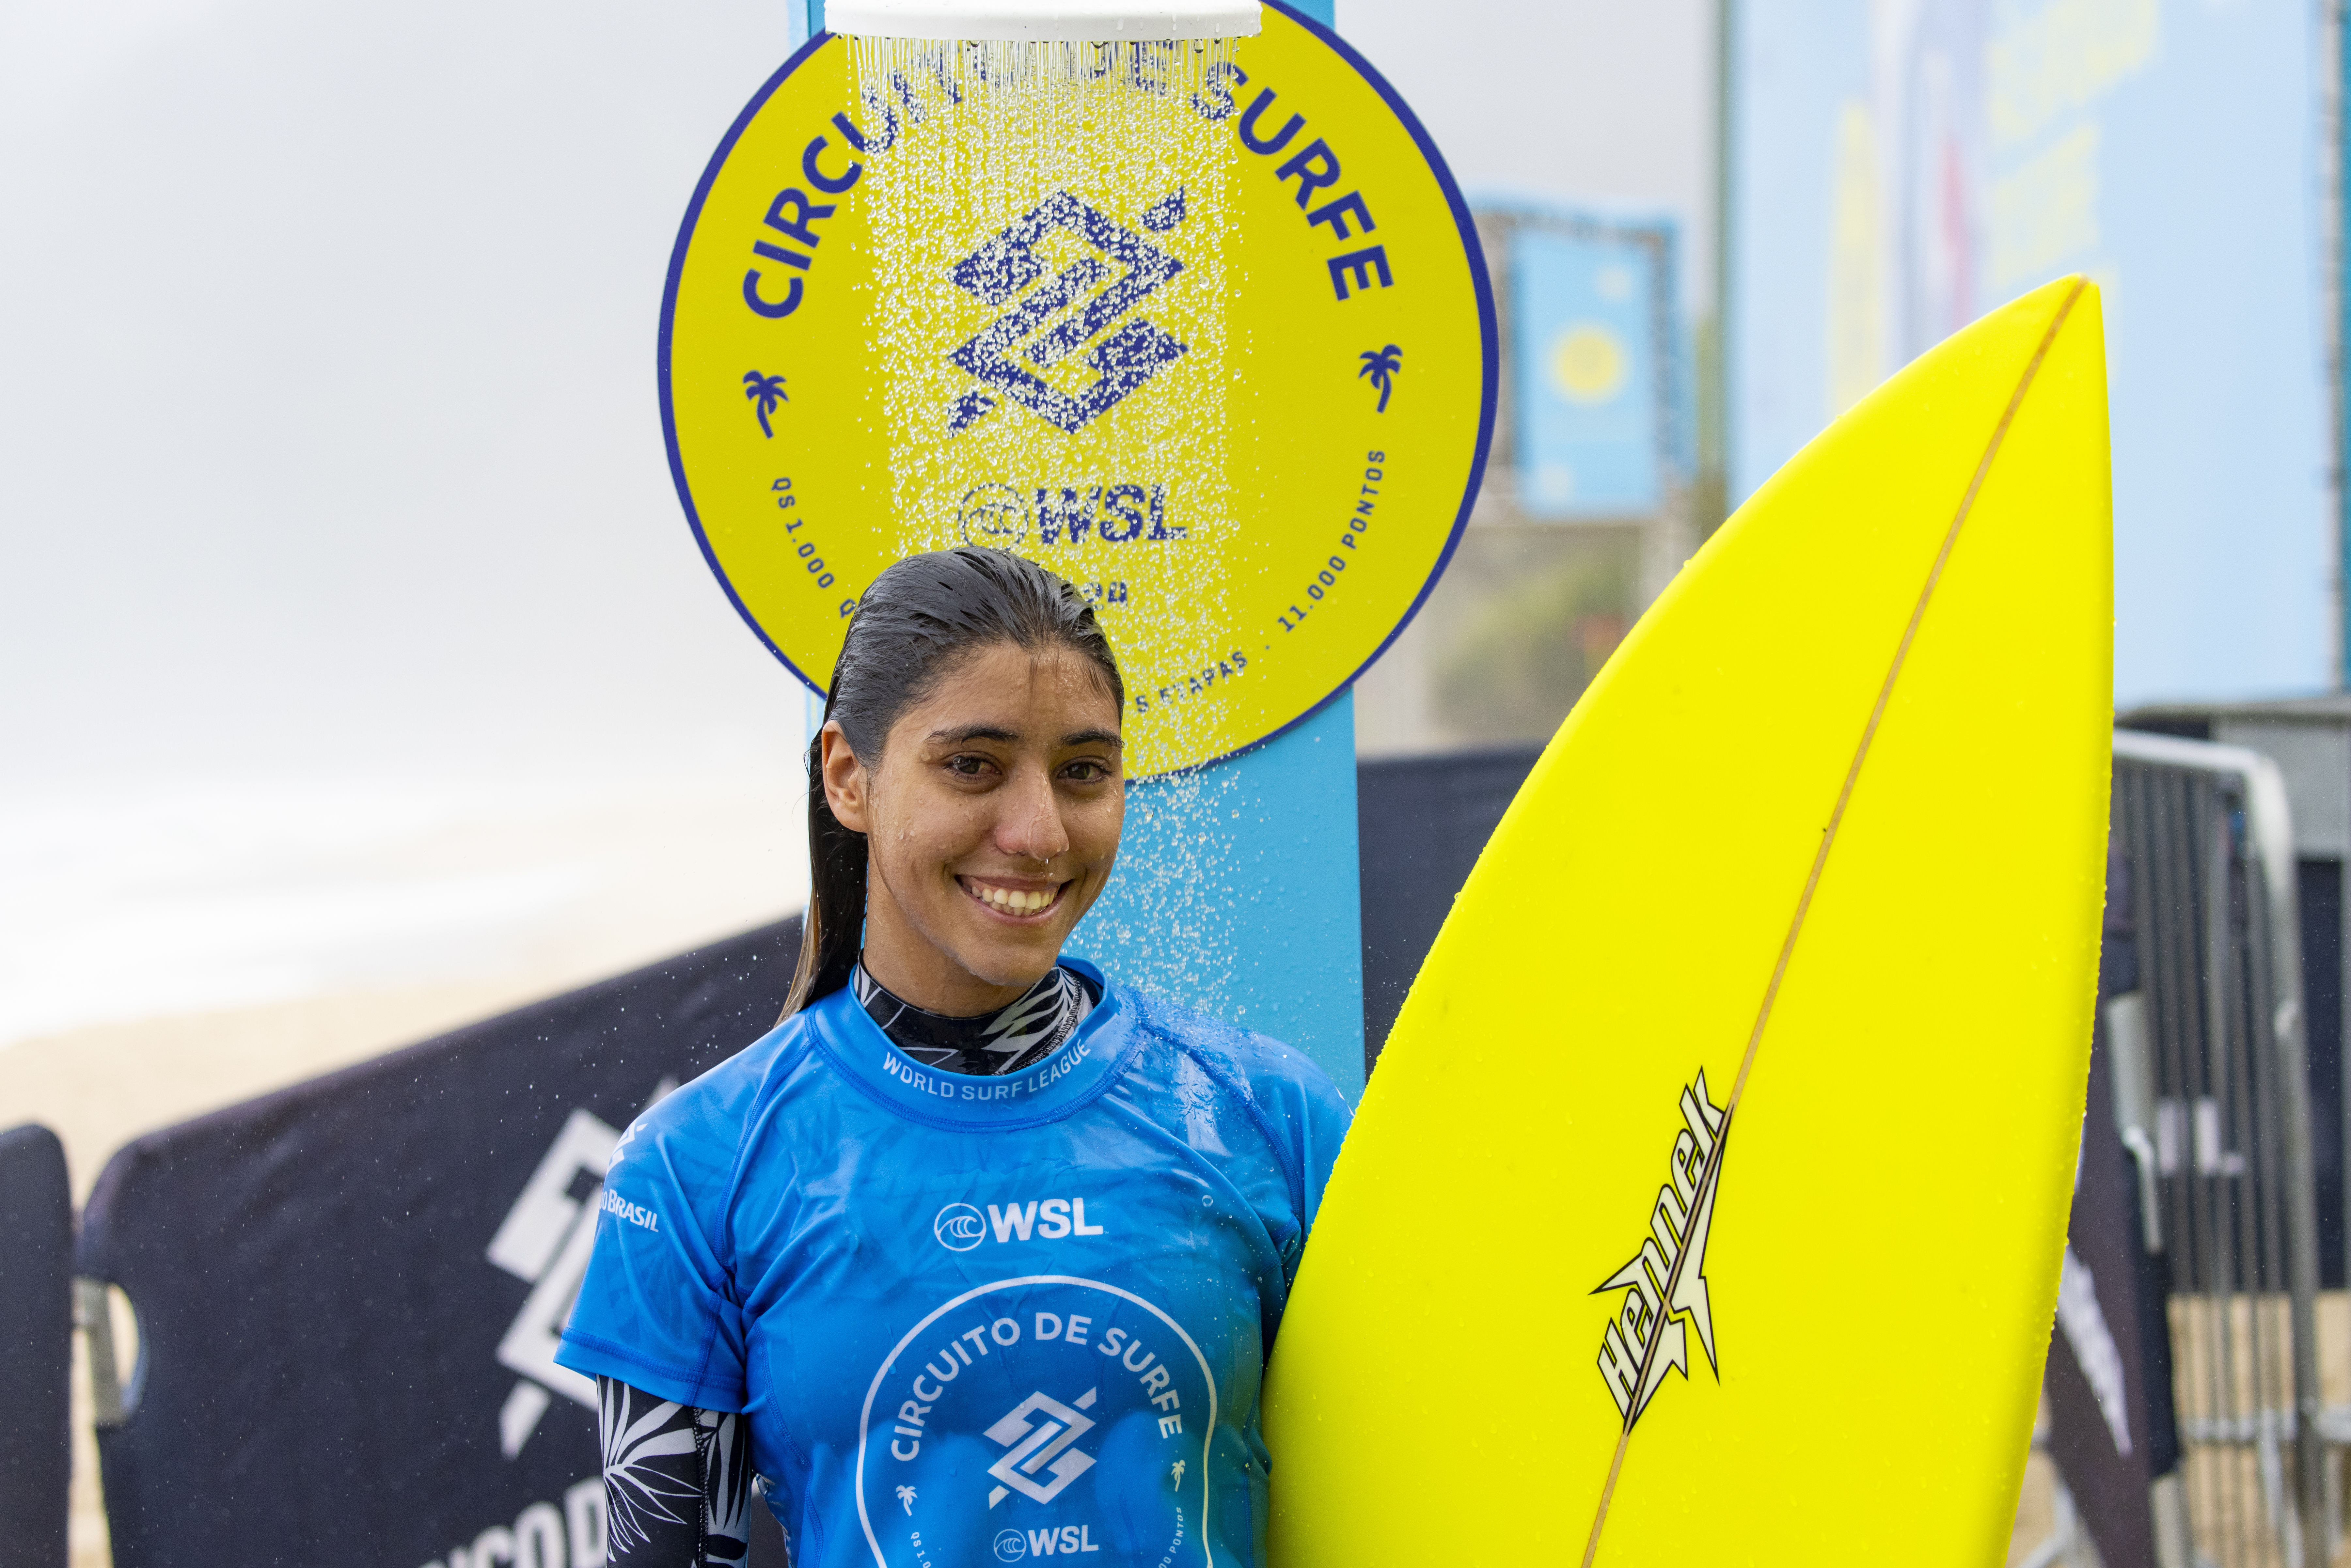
844, 36, 1266, 1018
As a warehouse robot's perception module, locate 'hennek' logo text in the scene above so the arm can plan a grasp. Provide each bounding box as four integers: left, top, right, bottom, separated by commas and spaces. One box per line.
1594, 1070, 1726, 1427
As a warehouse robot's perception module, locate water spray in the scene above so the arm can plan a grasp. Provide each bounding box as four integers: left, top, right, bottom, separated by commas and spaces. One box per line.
826, 0, 1259, 42
670, 0, 1490, 1089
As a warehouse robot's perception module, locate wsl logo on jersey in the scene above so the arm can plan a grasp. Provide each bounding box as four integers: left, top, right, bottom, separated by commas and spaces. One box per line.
934, 1197, 1109, 1253
1593, 1070, 1726, 1427
856, 1278, 1215, 1568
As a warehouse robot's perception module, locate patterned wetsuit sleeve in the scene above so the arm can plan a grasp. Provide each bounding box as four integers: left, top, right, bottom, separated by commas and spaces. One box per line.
598, 1376, 756, 1568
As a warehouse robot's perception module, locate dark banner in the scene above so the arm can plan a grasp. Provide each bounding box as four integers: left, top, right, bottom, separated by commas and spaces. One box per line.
77, 920, 803, 1568
0, 1123, 71, 1568
2043, 848, 2179, 1566
1357, 746, 1543, 1064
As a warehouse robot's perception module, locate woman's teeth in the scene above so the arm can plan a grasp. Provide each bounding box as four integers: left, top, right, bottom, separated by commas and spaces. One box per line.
971, 882, 1056, 915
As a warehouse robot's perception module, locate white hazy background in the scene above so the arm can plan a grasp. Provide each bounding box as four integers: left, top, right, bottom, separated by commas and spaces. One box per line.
3, 20, 2086, 1565
0, 0, 1707, 1107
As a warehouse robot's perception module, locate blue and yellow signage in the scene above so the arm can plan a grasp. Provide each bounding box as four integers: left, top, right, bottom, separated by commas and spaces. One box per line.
662, 2, 1495, 775
1510, 224, 1672, 519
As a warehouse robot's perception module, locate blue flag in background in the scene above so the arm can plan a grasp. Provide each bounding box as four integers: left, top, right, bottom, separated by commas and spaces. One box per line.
1511, 226, 1668, 519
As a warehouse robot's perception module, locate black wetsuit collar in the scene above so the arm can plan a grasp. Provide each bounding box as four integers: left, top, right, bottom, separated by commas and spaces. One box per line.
851, 961, 1096, 1076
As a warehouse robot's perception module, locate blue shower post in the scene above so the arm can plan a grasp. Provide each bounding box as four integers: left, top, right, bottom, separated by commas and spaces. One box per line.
789, 0, 1365, 1097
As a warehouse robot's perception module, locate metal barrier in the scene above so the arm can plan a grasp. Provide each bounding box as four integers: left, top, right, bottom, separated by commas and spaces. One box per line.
2110, 730, 2326, 1566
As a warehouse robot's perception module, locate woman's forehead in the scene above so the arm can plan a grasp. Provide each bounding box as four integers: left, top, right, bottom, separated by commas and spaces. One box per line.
903, 643, 1121, 733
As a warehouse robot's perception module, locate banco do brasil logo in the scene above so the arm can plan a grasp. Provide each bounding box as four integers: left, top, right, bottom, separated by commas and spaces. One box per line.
934, 1202, 987, 1252
945, 189, 1189, 436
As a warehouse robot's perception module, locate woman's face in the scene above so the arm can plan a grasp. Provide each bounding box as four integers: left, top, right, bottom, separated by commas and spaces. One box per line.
822, 639, 1125, 1015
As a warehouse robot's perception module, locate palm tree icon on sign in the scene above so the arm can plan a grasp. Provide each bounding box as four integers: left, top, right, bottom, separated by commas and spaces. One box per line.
896, 1485, 916, 1515
1357, 345, 1401, 412
743, 371, 789, 437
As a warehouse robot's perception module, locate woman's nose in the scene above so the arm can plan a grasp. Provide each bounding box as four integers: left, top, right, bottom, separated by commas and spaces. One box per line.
993, 767, 1071, 862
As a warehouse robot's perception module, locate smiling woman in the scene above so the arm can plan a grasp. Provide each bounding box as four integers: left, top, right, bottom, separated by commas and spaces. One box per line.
794, 548, 1128, 1027
553, 547, 1352, 1568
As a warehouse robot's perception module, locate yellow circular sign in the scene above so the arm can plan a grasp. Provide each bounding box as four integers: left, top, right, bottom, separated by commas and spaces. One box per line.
662, 4, 1495, 775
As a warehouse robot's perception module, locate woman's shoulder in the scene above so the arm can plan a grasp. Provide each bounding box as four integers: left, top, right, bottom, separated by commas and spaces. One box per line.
623, 1008, 825, 1162
1092, 967, 1349, 1111
1088, 968, 1355, 1215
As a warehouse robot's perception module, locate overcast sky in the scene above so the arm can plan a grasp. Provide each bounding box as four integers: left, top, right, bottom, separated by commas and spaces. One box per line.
0, 0, 1711, 793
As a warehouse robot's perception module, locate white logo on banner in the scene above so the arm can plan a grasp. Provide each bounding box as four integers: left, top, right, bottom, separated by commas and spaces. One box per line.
483, 1079, 673, 1458
2055, 1245, 2133, 1457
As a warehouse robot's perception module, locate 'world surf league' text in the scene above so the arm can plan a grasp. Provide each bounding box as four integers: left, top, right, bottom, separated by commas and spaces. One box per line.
881, 1038, 1095, 1101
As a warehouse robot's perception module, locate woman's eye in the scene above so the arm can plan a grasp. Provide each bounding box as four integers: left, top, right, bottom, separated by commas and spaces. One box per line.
945, 754, 994, 778
1063, 759, 1110, 782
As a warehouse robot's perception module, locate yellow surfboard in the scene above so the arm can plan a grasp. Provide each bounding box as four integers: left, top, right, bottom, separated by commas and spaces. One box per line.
1264, 275, 2110, 1563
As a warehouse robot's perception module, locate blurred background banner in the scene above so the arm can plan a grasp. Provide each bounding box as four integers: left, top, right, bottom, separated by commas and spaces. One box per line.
1351, 200, 1698, 761
1510, 220, 1676, 519
74, 923, 800, 1568
2040, 858, 2177, 1568
1354, 745, 1541, 1055
1729, 0, 2333, 704
0, 1124, 71, 1568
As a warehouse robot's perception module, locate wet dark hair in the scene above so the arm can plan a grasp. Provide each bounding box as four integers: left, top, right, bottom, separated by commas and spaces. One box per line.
782, 547, 1125, 1016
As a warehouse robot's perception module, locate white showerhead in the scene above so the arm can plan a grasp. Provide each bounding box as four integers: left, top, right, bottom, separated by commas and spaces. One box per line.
825, 0, 1260, 42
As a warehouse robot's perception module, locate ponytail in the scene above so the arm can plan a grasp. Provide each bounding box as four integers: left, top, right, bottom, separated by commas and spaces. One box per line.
781, 719, 870, 1017
779, 547, 1122, 1018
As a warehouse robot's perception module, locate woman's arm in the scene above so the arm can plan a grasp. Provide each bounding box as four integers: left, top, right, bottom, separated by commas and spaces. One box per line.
597, 1375, 757, 1568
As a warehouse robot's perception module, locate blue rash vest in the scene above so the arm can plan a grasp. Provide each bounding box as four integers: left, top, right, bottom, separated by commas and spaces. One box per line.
555, 958, 1352, 1568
